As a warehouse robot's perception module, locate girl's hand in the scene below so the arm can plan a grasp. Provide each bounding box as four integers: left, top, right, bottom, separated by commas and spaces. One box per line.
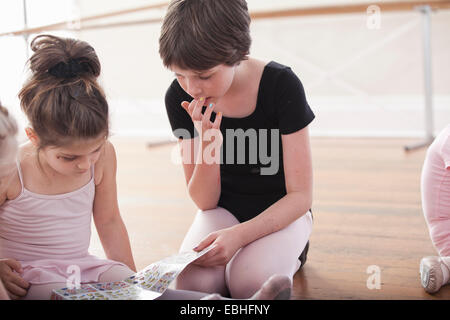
181, 98, 223, 143
192, 226, 244, 267
0, 279, 9, 300
0, 258, 29, 300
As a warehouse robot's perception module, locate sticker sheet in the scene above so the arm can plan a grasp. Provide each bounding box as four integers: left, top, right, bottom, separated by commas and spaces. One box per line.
51, 246, 213, 300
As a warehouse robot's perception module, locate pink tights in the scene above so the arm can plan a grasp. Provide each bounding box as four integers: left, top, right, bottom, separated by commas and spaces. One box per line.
175, 207, 313, 298
421, 125, 450, 269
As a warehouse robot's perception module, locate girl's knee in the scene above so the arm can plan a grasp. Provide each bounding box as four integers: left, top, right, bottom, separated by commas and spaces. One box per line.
196, 207, 240, 226
22, 283, 65, 300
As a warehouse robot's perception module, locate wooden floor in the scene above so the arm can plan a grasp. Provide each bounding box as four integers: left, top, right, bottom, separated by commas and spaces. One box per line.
88, 137, 450, 300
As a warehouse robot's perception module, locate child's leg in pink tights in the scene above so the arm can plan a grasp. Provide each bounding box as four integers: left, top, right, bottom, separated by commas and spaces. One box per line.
420, 126, 450, 292
175, 207, 312, 298
175, 207, 240, 296
20, 265, 135, 300
19, 264, 209, 300
226, 210, 312, 298
21, 282, 67, 300
421, 127, 450, 269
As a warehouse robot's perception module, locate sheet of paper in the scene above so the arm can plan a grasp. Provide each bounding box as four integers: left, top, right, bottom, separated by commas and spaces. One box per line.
51, 246, 213, 300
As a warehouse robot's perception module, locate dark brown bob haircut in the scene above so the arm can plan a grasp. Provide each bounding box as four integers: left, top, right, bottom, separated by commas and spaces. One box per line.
159, 0, 251, 71
18, 34, 109, 149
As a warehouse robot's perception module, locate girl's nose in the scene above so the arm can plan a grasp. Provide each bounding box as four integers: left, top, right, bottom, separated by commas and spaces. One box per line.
186, 79, 202, 97
77, 158, 91, 170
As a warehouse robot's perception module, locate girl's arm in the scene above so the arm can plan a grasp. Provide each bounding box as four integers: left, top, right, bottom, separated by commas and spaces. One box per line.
179, 100, 223, 210
194, 126, 313, 266
93, 141, 137, 272
0, 168, 20, 206
180, 135, 221, 210
0, 170, 30, 299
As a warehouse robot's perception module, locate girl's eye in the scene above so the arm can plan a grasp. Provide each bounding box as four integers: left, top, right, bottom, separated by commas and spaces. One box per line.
59, 156, 76, 161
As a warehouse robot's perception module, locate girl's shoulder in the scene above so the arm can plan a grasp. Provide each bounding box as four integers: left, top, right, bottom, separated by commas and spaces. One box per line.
2, 143, 33, 203
247, 59, 301, 96
0, 169, 21, 204
94, 140, 117, 186
243, 58, 270, 79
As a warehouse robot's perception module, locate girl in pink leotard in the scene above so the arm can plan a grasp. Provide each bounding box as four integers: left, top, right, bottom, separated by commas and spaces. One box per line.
420, 124, 450, 293
0, 102, 19, 300
0, 35, 137, 300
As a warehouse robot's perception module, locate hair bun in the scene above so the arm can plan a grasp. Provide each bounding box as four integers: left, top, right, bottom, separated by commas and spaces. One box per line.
29, 34, 101, 80
48, 58, 92, 79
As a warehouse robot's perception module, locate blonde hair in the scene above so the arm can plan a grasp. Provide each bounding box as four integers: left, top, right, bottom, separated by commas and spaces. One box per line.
0, 102, 18, 163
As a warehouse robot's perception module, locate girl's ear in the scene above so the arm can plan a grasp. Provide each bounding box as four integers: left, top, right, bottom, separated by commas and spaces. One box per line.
25, 127, 39, 147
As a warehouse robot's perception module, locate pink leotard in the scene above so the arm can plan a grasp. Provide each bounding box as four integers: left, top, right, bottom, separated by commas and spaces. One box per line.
0, 162, 126, 285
